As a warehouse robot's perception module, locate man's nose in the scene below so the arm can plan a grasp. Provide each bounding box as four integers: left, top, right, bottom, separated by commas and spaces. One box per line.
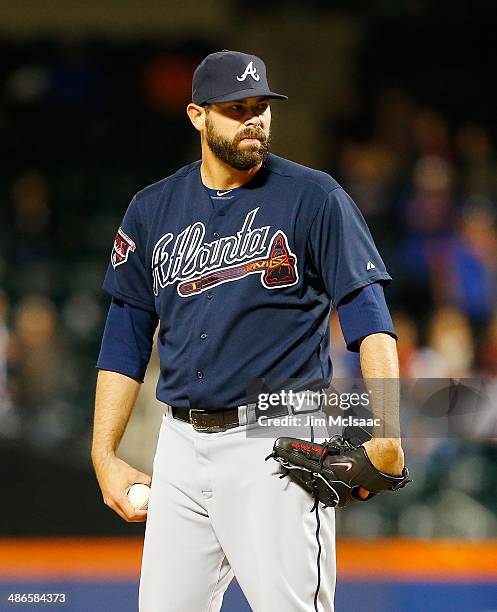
245, 111, 263, 126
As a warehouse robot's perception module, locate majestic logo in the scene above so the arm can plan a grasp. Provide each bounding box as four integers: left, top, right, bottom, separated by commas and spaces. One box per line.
236, 61, 260, 82
366, 261, 376, 270
111, 227, 136, 269
151, 208, 298, 297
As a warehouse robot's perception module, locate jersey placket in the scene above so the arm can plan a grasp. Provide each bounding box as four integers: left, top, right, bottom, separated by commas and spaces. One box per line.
187, 199, 229, 409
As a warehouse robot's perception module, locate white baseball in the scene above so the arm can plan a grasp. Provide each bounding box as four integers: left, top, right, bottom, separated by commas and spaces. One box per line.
127, 483, 150, 511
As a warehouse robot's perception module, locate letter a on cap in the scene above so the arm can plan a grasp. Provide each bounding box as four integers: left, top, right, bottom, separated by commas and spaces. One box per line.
237, 61, 260, 82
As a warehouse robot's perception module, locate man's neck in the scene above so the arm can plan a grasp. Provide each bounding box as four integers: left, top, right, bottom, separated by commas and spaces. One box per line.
200, 147, 263, 190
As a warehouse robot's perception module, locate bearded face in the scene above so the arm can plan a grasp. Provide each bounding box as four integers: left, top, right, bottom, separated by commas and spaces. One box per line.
205, 111, 271, 170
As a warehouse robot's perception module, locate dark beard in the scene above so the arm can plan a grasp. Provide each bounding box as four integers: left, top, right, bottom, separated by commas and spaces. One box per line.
205, 119, 271, 170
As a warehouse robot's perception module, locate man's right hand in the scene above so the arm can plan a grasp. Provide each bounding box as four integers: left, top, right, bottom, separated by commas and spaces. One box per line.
93, 453, 152, 522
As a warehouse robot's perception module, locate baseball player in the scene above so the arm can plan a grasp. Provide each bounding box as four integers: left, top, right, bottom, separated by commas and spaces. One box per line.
92, 50, 405, 611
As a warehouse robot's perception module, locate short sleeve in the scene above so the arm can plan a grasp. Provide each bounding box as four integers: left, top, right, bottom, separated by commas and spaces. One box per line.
307, 187, 392, 305
102, 196, 156, 312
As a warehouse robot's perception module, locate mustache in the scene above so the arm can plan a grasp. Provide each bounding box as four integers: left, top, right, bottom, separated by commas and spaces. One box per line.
236, 128, 267, 143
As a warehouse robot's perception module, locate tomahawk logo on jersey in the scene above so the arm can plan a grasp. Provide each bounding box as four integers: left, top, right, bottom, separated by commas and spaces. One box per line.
151, 207, 298, 297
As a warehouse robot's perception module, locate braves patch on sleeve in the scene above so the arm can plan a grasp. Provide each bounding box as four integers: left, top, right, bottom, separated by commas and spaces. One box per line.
111, 227, 136, 269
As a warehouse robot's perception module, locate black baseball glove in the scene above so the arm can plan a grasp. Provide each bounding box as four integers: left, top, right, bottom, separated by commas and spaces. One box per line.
266, 435, 411, 509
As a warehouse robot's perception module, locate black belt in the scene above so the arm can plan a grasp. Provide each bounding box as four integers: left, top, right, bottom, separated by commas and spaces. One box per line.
171, 404, 288, 433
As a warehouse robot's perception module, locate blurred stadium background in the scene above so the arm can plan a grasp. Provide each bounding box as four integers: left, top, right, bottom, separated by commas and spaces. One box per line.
1, 1, 497, 611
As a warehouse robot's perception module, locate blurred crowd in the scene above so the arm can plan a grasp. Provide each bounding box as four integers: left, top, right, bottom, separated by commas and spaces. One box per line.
329, 91, 497, 380
329, 94, 497, 537
1, 40, 497, 537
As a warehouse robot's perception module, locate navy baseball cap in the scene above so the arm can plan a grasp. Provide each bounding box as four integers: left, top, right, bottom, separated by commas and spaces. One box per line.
192, 50, 288, 105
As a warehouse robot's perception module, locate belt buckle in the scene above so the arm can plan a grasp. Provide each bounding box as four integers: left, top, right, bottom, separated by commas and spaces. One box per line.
189, 409, 226, 433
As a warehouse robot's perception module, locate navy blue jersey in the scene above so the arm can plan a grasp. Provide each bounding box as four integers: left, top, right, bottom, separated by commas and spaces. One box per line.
103, 154, 391, 409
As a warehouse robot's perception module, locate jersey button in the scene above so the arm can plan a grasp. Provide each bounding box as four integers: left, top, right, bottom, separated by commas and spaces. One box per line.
200, 332, 207, 339
206, 292, 213, 300
196, 370, 204, 379
213, 232, 220, 238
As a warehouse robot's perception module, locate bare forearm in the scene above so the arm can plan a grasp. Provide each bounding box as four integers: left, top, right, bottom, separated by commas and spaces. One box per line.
91, 370, 150, 522
91, 370, 141, 465
359, 333, 400, 440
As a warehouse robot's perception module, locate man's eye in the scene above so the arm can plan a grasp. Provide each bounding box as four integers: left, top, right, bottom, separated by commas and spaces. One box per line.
230, 105, 243, 111
257, 105, 268, 112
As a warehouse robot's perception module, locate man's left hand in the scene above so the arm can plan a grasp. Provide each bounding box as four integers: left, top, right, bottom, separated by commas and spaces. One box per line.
358, 438, 404, 499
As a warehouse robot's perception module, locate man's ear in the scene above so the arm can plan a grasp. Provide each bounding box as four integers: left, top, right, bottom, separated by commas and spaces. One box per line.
186, 103, 206, 132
